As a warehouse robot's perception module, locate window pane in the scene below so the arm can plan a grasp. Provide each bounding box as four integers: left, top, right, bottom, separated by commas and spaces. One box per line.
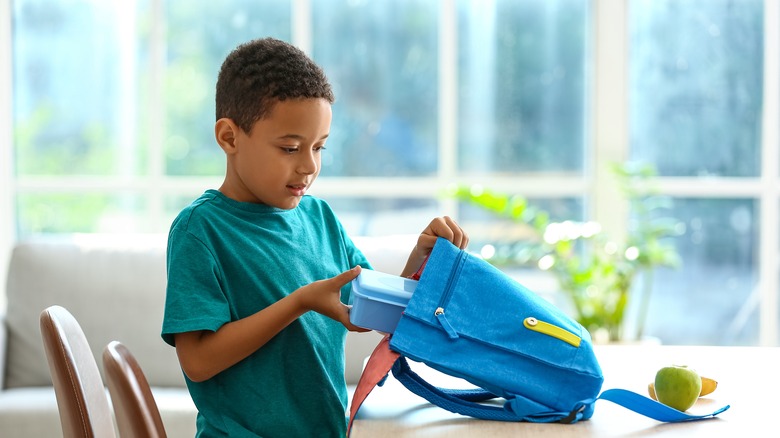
322, 197, 440, 236
629, 0, 763, 177
644, 198, 758, 345
13, 1, 147, 176
457, 0, 589, 175
313, 0, 439, 177
163, 0, 291, 176
17, 193, 147, 236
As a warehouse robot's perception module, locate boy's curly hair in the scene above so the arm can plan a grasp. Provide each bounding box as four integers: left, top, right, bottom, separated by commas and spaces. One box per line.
215, 38, 335, 133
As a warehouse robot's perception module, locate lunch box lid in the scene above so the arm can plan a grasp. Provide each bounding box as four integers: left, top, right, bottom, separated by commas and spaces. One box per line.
352, 269, 417, 306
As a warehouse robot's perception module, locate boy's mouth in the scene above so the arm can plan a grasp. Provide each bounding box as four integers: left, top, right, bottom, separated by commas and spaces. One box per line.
287, 183, 308, 196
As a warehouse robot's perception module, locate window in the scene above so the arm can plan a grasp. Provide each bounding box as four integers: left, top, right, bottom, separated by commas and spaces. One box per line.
314, 0, 440, 178
629, 0, 765, 345
3, 0, 779, 346
458, 1, 589, 175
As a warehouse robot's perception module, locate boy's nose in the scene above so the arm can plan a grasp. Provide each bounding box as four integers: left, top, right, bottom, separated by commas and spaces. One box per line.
297, 152, 319, 175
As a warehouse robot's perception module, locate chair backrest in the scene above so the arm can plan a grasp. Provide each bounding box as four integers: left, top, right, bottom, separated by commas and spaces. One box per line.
103, 340, 167, 438
39, 305, 117, 438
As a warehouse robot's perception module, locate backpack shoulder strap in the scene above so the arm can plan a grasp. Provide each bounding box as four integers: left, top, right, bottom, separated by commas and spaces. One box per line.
390, 355, 574, 422
595, 389, 730, 422
390, 362, 731, 424
347, 334, 498, 434
347, 338, 730, 433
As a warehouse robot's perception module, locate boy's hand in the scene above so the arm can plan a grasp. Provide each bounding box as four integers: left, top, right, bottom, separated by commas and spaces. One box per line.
296, 266, 370, 332
401, 216, 469, 277
419, 215, 468, 250
174, 266, 369, 382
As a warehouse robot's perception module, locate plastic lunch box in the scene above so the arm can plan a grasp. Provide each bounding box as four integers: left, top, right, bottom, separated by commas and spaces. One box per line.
349, 269, 418, 333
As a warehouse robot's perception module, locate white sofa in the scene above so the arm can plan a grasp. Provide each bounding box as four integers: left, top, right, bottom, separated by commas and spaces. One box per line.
0, 233, 414, 438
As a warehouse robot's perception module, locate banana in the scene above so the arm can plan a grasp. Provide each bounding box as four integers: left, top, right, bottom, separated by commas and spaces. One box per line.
699, 376, 718, 396
647, 376, 718, 400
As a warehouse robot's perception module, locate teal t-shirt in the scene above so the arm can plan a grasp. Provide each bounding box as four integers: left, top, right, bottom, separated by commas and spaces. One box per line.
161, 190, 371, 438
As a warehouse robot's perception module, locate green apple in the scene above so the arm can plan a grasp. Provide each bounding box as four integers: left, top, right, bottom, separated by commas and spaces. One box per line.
654, 365, 702, 412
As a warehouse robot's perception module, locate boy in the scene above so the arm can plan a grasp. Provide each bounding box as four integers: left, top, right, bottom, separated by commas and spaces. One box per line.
161, 37, 468, 437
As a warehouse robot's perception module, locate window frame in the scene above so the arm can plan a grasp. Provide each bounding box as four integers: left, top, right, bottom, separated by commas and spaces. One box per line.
1, 0, 778, 345
759, 0, 779, 346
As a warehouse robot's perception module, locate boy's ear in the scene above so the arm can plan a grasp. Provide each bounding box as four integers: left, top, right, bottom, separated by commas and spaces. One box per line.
215, 118, 240, 154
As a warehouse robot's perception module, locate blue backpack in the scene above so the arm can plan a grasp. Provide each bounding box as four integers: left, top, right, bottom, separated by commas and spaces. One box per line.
348, 238, 728, 433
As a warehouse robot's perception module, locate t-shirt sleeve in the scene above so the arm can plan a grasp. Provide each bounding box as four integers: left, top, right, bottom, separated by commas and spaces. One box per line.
161, 228, 231, 346
344, 233, 372, 271
320, 206, 373, 305
317, 197, 373, 271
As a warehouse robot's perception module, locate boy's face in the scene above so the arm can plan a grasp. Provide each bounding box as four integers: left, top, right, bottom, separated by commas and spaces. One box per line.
218, 98, 332, 209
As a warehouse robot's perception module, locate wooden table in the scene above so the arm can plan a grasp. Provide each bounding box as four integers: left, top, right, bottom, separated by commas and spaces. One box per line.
350, 345, 778, 437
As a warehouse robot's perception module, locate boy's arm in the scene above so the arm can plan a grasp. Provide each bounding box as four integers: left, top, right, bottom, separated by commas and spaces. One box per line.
174, 266, 366, 382
401, 216, 469, 277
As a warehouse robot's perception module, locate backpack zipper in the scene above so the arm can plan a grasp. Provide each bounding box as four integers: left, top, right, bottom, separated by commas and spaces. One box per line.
434, 249, 467, 339
523, 317, 581, 347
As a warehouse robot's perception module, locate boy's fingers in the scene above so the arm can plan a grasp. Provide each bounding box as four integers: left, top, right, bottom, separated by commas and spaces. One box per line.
442, 216, 466, 248
346, 322, 371, 333
422, 216, 469, 249
417, 234, 438, 251
330, 265, 362, 287
424, 217, 453, 241
342, 305, 370, 332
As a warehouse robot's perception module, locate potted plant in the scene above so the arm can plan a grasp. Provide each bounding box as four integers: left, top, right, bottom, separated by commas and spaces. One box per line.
452, 163, 683, 342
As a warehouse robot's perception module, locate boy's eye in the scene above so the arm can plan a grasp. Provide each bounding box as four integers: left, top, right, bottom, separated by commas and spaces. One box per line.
281, 147, 298, 154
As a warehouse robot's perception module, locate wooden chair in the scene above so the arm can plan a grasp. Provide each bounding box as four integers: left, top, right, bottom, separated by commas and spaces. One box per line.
103, 340, 167, 438
39, 305, 117, 438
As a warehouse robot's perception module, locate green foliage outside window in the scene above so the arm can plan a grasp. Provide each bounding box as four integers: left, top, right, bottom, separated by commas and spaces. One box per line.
452, 163, 683, 342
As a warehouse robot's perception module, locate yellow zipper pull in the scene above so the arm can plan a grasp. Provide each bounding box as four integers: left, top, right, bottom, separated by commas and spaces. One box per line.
523, 317, 581, 347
